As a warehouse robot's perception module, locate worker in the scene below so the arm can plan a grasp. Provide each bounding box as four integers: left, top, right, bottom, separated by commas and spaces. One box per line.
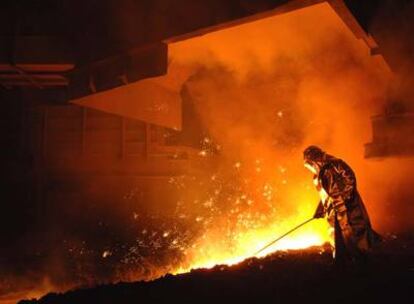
303, 145, 381, 265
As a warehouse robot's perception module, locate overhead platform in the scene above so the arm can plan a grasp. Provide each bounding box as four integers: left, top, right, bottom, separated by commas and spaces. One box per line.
365, 112, 414, 158
71, 64, 192, 130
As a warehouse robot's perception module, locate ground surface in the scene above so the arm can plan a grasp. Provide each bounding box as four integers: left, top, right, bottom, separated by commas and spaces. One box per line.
19, 236, 414, 304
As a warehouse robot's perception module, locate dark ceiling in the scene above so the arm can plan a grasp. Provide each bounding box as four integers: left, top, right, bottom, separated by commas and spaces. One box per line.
0, 0, 413, 94
1, 0, 308, 64
0, 0, 410, 64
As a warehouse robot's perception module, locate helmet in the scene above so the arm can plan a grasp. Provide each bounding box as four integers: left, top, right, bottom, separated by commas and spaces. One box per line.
303, 145, 325, 163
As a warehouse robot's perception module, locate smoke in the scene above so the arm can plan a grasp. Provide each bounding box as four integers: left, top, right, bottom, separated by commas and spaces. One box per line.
168, 1, 413, 255
170, 2, 390, 159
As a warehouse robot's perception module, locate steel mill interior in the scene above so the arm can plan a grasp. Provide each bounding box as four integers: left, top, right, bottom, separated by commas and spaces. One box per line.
0, 1, 413, 303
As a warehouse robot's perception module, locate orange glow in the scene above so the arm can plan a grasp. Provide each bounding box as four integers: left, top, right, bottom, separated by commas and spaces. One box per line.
164, 2, 391, 274
9, 4, 414, 303
169, 160, 332, 274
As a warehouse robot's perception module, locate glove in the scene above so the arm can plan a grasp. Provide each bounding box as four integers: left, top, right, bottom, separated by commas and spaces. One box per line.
313, 200, 326, 219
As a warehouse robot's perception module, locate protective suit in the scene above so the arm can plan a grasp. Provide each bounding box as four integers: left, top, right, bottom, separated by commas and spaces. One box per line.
306, 148, 381, 264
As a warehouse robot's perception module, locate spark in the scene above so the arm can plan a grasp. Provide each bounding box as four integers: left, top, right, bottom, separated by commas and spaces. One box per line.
278, 166, 287, 174
102, 250, 112, 258
195, 216, 204, 222
199, 150, 208, 157
203, 199, 214, 208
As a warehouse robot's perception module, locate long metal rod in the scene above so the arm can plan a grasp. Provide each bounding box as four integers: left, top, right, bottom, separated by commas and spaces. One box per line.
254, 217, 315, 256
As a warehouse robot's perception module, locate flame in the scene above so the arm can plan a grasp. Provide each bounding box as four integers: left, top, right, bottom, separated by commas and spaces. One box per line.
172, 181, 331, 274
173, 228, 328, 273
